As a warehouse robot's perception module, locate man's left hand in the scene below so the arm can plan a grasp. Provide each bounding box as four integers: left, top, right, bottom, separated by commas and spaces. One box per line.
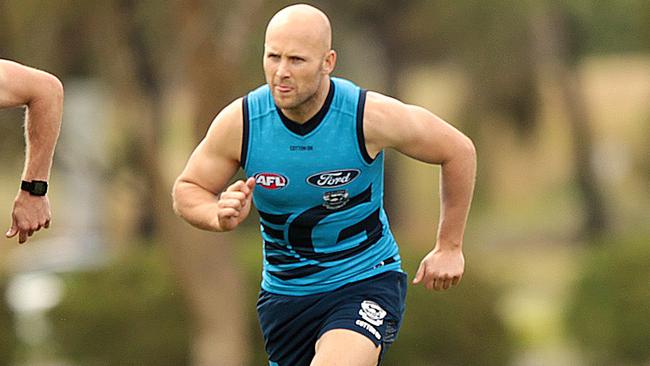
412, 245, 464, 291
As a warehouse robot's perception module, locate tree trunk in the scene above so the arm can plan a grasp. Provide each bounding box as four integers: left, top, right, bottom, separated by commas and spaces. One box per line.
93, 0, 263, 363
164, 1, 265, 365
531, 4, 608, 240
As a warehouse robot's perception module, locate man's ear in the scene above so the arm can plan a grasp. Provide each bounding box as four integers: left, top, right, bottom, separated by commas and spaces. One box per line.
322, 50, 337, 74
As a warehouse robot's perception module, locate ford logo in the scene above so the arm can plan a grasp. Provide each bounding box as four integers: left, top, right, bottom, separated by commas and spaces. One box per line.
307, 169, 360, 188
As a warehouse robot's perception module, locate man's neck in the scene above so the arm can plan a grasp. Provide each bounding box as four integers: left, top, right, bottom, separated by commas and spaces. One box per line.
281, 78, 331, 124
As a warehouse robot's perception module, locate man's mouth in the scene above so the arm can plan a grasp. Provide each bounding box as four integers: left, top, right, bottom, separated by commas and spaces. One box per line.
275, 84, 293, 93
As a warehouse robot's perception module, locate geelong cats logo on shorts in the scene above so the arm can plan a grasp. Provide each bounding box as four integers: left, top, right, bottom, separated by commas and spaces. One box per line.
359, 300, 387, 327
307, 169, 360, 188
355, 300, 387, 340
254, 172, 288, 190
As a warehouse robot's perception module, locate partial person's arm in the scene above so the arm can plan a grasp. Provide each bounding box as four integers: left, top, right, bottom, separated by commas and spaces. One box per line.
364, 92, 477, 291
172, 99, 255, 232
1, 60, 63, 244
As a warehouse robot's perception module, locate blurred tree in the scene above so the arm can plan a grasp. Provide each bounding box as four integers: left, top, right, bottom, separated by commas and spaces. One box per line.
0, 278, 18, 366
1, 0, 263, 364
530, 2, 608, 239
161, 2, 265, 364
567, 0, 649, 54
565, 234, 650, 364
86, 1, 265, 364
324, 0, 540, 225
49, 246, 191, 366
329, 0, 612, 239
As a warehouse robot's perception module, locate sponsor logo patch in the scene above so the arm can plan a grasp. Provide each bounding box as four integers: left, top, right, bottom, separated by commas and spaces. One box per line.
290, 145, 314, 151
359, 300, 387, 327
355, 319, 381, 340
307, 169, 360, 188
254, 172, 288, 190
322, 190, 349, 210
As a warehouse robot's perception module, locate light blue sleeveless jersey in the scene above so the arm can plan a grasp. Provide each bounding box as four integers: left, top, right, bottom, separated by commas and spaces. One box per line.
242, 77, 402, 296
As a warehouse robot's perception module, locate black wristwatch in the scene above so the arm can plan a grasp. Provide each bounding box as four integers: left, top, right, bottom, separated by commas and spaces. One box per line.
21, 180, 48, 196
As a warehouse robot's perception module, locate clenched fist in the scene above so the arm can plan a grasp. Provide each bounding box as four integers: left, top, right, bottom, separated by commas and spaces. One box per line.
412, 246, 464, 291
214, 177, 256, 231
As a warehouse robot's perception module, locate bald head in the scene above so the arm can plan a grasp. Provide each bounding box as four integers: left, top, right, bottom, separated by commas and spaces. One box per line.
262, 4, 337, 120
265, 4, 332, 54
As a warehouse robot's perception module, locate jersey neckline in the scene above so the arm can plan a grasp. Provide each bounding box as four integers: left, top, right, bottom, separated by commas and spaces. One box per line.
275, 79, 335, 136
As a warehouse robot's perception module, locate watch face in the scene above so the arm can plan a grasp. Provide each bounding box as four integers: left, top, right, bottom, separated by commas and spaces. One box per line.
32, 181, 48, 196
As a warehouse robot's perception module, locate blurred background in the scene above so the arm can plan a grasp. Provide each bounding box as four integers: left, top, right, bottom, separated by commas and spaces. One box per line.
1, 0, 649, 365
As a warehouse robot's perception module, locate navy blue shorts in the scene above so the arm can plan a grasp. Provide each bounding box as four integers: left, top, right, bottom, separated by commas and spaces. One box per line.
256, 270, 408, 366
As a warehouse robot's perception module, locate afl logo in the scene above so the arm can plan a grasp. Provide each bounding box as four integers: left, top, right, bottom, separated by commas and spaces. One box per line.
307, 169, 360, 188
254, 172, 288, 190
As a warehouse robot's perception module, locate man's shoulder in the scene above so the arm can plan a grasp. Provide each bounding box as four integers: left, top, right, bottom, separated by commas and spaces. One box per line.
209, 97, 244, 132
364, 91, 407, 121
361, 91, 414, 153
201, 97, 245, 161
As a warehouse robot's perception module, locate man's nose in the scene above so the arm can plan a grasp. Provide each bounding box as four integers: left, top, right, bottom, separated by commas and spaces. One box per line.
276, 59, 291, 78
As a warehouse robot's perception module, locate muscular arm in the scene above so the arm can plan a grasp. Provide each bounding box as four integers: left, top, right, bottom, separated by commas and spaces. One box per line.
0, 59, 63, 181
364, 92, 477, 290
172, 98, 254, 232
1, 60, 63, 244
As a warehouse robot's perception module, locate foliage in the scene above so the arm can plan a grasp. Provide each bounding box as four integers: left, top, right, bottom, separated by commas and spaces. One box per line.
565, 235, 650, 364
565, 0, 650, 54
383, 251, 514, 365
48, 247, 191, 366
0, 277, 18, 366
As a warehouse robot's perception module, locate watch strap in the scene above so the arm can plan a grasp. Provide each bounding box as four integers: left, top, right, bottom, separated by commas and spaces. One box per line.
21, 180, 48, 196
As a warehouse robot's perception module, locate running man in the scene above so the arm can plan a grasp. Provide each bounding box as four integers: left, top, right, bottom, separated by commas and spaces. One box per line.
1, 59, 63, 244
173, 4, 476, 365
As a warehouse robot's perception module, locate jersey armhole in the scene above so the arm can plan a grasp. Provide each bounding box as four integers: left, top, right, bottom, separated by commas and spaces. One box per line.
356, 89, 375, 165
240, 96, 250, 169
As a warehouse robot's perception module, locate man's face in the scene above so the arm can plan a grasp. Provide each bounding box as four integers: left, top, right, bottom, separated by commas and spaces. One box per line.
263, 26, 331, 111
